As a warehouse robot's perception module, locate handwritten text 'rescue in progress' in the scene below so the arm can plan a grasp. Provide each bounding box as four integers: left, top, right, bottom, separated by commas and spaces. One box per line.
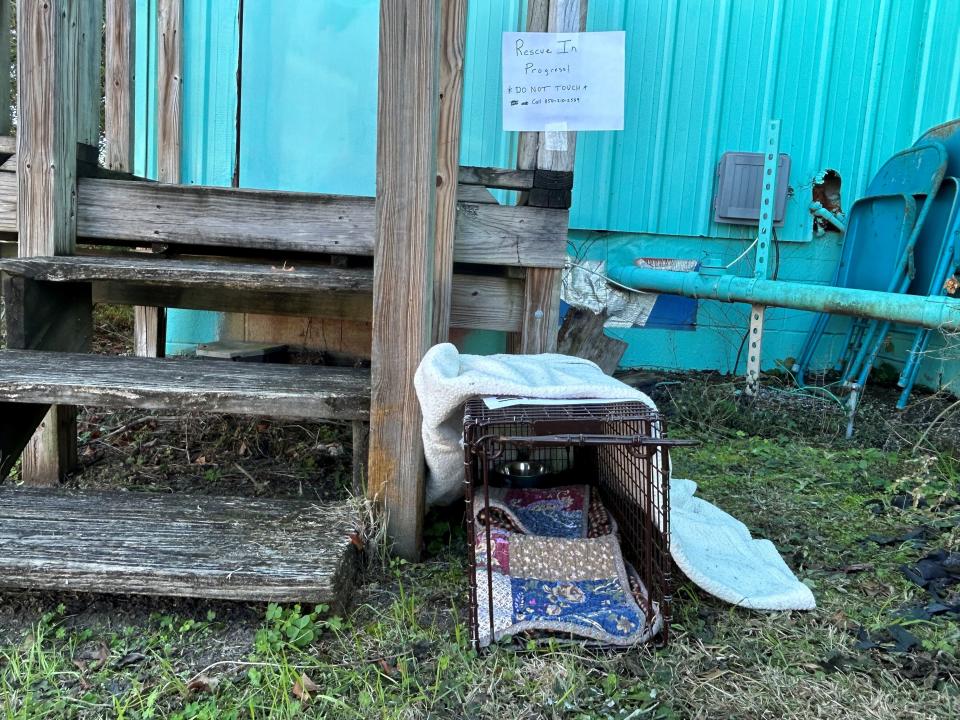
502, 31, 626, 132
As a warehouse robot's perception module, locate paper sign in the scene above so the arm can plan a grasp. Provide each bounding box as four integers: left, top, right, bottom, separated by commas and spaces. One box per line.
501, 31, 625, 132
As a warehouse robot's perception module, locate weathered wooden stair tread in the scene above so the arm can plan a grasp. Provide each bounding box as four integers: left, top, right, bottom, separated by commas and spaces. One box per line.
0, 487, 363, 605
0, 255, 374, 294
0, 350, 370, 420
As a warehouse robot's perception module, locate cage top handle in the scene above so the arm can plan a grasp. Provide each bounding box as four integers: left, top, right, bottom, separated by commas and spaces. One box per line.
491, 434, 700, 448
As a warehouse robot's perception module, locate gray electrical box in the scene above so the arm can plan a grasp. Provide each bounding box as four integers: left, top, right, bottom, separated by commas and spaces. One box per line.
714, 151, 790, 226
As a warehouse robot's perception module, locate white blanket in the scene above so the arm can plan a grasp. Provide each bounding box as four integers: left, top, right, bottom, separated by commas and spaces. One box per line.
414, 344, 815, 612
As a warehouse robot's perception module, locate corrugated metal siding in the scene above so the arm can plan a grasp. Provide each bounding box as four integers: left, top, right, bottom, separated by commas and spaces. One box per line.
571, 0, 960, 242
136, 0, 960, 388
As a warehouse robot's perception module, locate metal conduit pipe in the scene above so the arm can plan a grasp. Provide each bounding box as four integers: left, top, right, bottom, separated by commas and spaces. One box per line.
606, 264, 960, 332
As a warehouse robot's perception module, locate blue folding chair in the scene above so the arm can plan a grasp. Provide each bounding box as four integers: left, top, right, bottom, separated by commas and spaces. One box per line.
895, 119, 960, 407
793, 141, 947, 384
895, 177, 960, 407
841, 141, 949, 389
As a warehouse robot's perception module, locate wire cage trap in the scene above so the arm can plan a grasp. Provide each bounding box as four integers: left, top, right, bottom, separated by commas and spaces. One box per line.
463, 397, 694, 649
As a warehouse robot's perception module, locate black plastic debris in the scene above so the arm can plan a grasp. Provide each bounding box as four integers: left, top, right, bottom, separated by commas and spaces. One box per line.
854, 625, 920, 653
901, 549, 960, 594
865, 527, 932, 548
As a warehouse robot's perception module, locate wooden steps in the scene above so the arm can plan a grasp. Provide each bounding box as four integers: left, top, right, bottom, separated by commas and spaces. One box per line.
0, 254, 375, 293
0, 487, 363, 606
0, 350, 370, 420
0, 254, 525, 332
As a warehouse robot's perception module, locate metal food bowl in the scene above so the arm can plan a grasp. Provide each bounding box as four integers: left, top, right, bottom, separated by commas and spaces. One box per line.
496, 460, 551, 488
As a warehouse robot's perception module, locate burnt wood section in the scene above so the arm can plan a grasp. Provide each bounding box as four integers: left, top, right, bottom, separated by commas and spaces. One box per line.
0, 488, 363, 607
0, 350, 370, 421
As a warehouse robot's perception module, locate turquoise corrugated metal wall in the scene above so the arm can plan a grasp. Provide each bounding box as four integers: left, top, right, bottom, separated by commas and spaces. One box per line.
573, 0, 960, 241
570, 0, 959, 392
139, 0, 960, 392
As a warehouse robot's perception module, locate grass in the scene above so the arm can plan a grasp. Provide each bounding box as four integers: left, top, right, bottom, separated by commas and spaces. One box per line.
0, 310, 958, 717
2, 407, 959, 718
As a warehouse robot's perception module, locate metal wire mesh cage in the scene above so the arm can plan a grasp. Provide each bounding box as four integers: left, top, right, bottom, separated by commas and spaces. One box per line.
463, 397, 693, 649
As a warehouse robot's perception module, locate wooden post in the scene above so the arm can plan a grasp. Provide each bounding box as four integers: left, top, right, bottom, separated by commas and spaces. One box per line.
79, 0, 103, 149
105, 0, 136, 172
16, 0, 95, 484
369, 0, 441, 561
134, 0, 182, 358
517, 0, 586, 354
0, 1, 12, 137
157, 0, 182, 185
431, 0, 467, 346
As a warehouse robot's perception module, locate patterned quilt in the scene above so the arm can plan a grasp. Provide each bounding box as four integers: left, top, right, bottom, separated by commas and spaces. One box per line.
474, 529, 660, 647
472, 485, 596, 538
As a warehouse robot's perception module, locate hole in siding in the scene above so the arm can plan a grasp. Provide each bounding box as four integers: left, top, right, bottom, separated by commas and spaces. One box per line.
813, 169, 843, 234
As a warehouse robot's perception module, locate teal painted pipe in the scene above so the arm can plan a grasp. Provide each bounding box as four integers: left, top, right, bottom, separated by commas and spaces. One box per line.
606, 265, 960, 332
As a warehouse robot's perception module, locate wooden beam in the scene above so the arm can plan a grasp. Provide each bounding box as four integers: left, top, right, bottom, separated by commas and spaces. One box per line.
0, 349, 370, 421
518, 0, 586, 354
517, 0, 550, 174
78, 0, 103, 148
369, 0, 441, 561
432, 0, 467, 345
557, 308, 627, 374
139, 0, 183, 358
458, 166, 535, 190
105, 0, 136, 172
0, 2, 11, 137
89, 271, 524, 332
15, 0, 87, 485
0, 488, 363, 608
157, 0, 183, 184
73, 178, 569, 267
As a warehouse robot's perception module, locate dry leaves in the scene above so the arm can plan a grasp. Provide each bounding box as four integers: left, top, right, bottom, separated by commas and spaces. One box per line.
292, 672, 319, 702
186, 673, 219, 694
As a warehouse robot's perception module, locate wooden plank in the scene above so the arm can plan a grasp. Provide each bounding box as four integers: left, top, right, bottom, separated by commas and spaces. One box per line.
456, 184, 498, 204
432, 0, 467, 345
78, 0, 103, 148
142, 0, 182, 358
557, 308, 627, 374
0, 350, 371, 421
134, 305, 167, 357
75, 178, 569, 268
0, 170, 17, 233
157, 0, 182, 184
518, 266, 562, 353
105, 0, 136, 172
15, 0, 85, 485
92, 273, 523, 332
369, 0, 441, 561
517, 0, 550, 174
0, 5, 11, 137
535, 0, 586, 173
518, 0, 586, 354
0, 488, 363, 607
17, 0, 79, 257
352, 421, 370, 496
458, 166, 535, 190
0, 255, 377, 292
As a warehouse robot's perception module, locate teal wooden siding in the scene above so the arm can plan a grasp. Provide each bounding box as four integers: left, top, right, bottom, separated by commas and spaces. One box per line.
138, 0, 959, 392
